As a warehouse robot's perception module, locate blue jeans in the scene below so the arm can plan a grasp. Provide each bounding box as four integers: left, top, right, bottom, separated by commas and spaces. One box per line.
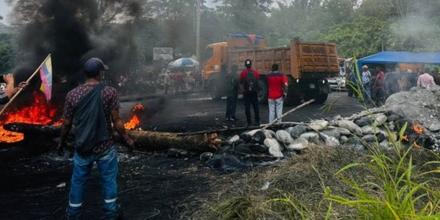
67, 147, 119, 219
268, 97, 284, 123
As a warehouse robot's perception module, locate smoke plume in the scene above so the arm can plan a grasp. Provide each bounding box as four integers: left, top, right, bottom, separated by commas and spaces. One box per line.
8, 0, 142, 93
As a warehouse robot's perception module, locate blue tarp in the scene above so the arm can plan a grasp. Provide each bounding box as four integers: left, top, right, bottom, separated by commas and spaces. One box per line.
358, 51, 440, 66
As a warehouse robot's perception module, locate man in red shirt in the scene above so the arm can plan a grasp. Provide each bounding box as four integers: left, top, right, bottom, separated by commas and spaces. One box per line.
266, 64, 288, 123
240, 59, 260, 126
373, 67, 385, 105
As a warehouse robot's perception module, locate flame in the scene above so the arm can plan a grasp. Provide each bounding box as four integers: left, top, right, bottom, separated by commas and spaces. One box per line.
124, 115, 140, 130
0, 92, 61, 143
124, 103, 144, 130
412, 122, 424, 135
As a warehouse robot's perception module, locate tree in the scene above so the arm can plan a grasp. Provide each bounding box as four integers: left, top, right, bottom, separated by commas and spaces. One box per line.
0, 34, 15, 73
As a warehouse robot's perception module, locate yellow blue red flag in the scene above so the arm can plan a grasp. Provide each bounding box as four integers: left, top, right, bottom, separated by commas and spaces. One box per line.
39, 55, 52, 101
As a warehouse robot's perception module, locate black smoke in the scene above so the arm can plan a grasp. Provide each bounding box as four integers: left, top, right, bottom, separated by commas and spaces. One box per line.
9, 0, 142, 96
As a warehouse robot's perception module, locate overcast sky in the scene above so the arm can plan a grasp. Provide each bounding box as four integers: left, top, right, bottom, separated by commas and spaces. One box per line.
0, 0, 11, 24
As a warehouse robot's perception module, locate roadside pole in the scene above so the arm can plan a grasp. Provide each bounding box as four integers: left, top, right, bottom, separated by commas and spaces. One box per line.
195, 0, 201, 61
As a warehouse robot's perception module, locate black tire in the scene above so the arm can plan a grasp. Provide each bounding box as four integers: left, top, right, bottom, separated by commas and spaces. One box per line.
285, 94, 301, 106
314, 92, 329, 104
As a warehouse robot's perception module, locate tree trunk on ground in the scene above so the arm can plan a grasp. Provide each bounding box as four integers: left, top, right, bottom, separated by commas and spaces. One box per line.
3, 123, 221, 152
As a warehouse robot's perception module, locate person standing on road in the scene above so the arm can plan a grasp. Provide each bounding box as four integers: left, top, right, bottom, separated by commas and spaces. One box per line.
225, 64, 239, 121
417, 68, 436, 89
58, 57, 135, 220
266, 64, 288, 123
373, 67, 385, 106
361, 65, 372, 101
240, 59, 260, 126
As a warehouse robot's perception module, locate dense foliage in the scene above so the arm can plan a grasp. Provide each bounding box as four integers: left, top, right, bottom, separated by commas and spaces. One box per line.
2, 0, 440, 68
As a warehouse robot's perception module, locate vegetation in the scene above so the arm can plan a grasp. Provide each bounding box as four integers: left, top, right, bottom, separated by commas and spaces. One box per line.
3, 0, 440, 69
197, 125, 440, 219
0, 33, 15, 73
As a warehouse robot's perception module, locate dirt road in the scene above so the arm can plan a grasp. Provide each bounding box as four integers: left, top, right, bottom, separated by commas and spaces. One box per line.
0, 92, 363, 220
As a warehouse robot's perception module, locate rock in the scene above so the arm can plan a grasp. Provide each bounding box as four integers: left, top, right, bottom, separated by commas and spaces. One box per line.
347, 136, 362, 145
320, 133, 340, 147
387, 113, 401, 122
321, 129, 341, 139
336, 120, 363, 136
275, 130, 294, 144
239, 133, 252, 142
262, 129, 276, 138
355, 116, 373, 127
168, 148, 189, 157
246, 129, 261, 136
377, 131, 387, 142
334, 127, 352, 136
309, 120, 329, 131
200, 152, 214, 162
286, 137, 309, 150
264, 138, 284, 158
379, 140, 392, 150
249, 144, 268, 153
252, 131, 267, 144
387, 121, 396, 131
340, 136, 349, 144
385, 88, 440, 130
362, 134, 377, 143
236, 143, 261, 154
361, 125, 379, 135
227, 135, 240, 144
429, 123, 440, 132
373, 113, 387, 126
299, 132, 320, 144
288, 125, 308, 139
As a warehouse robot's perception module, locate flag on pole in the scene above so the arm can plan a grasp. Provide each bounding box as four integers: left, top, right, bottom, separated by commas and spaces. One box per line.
39, 55, 53, 101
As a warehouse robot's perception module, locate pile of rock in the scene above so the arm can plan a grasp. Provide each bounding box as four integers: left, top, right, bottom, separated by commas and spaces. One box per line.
203, 86, 440, 171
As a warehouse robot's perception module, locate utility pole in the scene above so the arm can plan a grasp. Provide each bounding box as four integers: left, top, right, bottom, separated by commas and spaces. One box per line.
195, 0, 201, 61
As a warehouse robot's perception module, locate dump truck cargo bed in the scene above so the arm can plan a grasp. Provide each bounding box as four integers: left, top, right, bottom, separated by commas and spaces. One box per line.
228, 41, 339, 78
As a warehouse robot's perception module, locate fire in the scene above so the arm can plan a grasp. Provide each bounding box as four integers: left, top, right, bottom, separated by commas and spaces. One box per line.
124, 103, 144, 130
0, 92, 61, 143
412, 122, 424, 135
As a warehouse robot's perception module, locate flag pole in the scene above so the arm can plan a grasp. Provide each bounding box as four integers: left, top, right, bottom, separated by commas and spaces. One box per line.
0, 54, 52, 116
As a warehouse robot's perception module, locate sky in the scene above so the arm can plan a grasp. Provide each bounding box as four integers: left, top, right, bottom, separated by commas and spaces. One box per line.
0, 0, 11, 24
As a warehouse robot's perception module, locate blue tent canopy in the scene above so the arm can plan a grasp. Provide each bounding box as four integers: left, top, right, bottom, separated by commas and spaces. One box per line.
358, 51, 440, 66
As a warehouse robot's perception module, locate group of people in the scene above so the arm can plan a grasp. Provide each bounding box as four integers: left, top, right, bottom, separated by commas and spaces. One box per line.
349, 65, 439, 106
224, 59, 288, 126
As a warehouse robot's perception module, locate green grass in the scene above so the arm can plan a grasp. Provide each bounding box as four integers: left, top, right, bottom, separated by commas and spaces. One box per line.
208, 127, 440, 219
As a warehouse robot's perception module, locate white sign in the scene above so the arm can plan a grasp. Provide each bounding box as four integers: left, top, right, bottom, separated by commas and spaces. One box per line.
153, 47, 174, 61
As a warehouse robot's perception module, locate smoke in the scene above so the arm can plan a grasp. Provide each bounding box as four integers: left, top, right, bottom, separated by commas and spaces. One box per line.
8, 0, 143, 91
390, 2, 440, 51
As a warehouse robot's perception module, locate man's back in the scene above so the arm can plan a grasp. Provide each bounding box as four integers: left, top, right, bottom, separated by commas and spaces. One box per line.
267, 71, 288, 99
64, 84, 119, 154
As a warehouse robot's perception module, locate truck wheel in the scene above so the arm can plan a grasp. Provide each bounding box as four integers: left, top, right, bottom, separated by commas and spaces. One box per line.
285, 94, 301, 106
314, 92, 328, 104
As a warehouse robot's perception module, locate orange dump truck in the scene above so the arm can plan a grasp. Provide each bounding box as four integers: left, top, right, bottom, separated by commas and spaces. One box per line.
202, 33, 339, 104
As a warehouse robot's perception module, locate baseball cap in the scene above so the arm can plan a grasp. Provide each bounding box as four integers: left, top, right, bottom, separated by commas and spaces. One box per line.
84, 57, 109, 73
245, 59, 252, 67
